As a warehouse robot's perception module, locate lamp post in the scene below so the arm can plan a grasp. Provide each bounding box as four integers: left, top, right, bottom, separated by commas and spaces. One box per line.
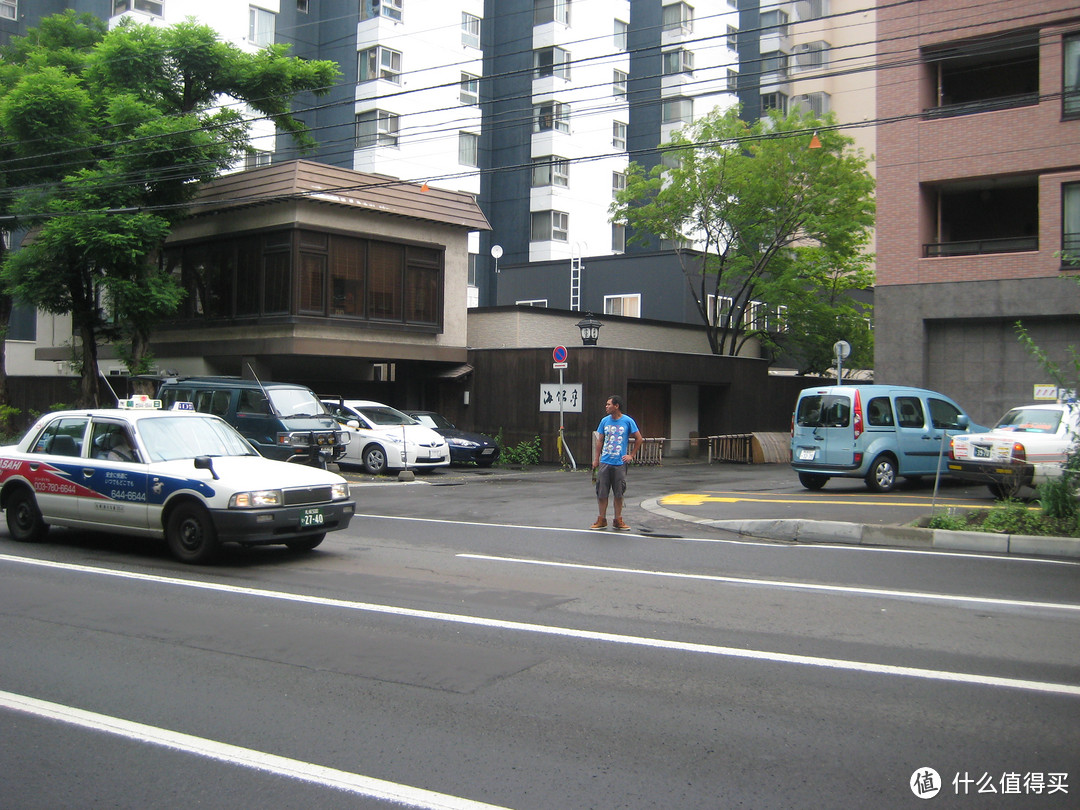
575, 313, 602, 346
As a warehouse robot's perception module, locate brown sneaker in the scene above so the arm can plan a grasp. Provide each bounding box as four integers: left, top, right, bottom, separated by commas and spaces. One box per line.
590, 517, 607, 529
612, 518, 630, 531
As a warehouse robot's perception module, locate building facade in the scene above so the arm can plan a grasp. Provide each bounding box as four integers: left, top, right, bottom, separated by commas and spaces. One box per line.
875, 0, 1080, 425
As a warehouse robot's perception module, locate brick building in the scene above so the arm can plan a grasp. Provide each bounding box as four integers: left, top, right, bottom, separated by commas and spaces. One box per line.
875, 0, 1080, 424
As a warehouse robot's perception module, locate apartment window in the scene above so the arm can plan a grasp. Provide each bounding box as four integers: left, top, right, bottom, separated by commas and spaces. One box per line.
708, 295, 733, 326
612, 121, 627, 150
662, 49, 694, 76
613, 70, 628, 98
530, 210, 569, 242
761, 51, 789, 79
0, 1, 14, 20
924, 177, 1038, 257
662, 3, 693, 34
458, 132, 479, 166
534, 102, 570, 133
760, 9, 789, 36
662, 97, 692, 124
1063, 183, 1080, 257
358, 46, 402, 84
727, 68, 739, 92
924, 33, 1038, 117
534, 0, 570, 26
726, 25, 738, 51
296, 0, 308, 12
1064, 35, 1080, 118
611, 224, 626, 253
761, 92, 788, 114
791, 91, 830, 116
113, 0, 163, 14
360, 0, 402, 21
534, 47, 571, 80
248, 6, 276, 46
355, 110, 399, 148
461, 13, 481, 48
531, 156, 569, 187
614, 19, 628, 51
460, 72, 479, 105
604, 293, 640, 317
794, 0, 829, 21
612, 171, 626, 198
244, 151, 272, 170
794, 41, 830, 72
516, 299, 549, 307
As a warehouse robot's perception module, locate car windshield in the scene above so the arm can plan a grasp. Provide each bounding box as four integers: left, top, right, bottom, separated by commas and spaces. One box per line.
137, 415, 256, 462
994, 408, 1063, 434
268, 387, 326, 418
358, 405, 418, 427
413, 412, 454, 429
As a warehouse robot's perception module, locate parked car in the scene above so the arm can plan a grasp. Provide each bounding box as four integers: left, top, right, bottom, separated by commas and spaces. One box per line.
322, 399, 449, 475
947, 402, 1080, 498
404, 410, 501, 467
0, 397, 355, 563
154, 376, 350, 467
791, 384, 986, 492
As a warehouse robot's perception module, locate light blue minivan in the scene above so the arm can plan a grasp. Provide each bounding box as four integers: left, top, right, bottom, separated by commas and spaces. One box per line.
790, 385, 986, 492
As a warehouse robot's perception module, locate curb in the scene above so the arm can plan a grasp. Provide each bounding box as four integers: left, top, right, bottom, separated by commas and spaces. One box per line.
639, 499, 1080, 559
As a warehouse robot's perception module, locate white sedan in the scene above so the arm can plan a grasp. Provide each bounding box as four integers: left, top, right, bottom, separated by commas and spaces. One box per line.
322, 399, 449, 475
0, 398, 355, 563
948, 402, 1079, 498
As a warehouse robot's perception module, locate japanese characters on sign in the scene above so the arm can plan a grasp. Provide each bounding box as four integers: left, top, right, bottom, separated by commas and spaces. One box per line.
540, 383, 582, 413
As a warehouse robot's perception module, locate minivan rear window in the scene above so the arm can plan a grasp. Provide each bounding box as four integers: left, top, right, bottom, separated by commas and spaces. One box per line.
796, 394, 850, 428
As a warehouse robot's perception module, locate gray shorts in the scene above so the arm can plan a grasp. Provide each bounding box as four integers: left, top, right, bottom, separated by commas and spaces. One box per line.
595, 463, 627, 499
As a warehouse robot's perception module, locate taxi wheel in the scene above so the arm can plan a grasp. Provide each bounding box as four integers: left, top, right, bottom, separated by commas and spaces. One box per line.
167, 502, 220, 564
362, 444, 389, 475
286, 533, 325, 552
6, 487, 49, 543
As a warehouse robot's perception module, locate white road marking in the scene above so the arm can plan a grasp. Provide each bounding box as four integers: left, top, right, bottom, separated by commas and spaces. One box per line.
456, 553, 1080, 613
0, 689, 511, 810
2, 553, 1079, 698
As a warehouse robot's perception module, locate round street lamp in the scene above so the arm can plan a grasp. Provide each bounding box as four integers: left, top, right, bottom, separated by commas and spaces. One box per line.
575, 313, 602, 346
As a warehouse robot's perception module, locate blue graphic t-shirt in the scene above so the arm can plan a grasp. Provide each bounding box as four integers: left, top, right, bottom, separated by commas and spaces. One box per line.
597, 414, 639, 466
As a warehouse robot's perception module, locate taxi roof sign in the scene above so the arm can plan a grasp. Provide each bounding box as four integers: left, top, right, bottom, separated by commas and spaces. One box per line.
119, 395, 162, 410
170, 400, 195, 410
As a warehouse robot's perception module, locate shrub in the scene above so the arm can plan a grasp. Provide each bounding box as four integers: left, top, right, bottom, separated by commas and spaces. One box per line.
981, 498, 1045, 535
498, 433, 542, 468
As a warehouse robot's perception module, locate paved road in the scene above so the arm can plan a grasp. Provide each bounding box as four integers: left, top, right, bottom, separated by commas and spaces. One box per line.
1, 459, 1078, 807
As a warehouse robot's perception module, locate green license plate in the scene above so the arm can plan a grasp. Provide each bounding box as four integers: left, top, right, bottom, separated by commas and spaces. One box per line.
300, 507, 325, 527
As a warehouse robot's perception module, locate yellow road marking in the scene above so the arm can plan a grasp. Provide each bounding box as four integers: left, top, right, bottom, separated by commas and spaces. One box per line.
660, 492, 994, 510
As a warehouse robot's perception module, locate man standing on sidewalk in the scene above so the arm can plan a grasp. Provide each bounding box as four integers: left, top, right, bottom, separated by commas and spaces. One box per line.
591, 394, 644, 530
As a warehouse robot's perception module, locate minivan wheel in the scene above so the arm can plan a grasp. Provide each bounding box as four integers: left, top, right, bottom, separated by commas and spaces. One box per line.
865, 456, 898, 493
798, 472, 829, 491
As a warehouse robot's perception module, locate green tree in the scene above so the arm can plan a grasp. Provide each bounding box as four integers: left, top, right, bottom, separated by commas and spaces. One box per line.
0, 13, 339, 406
611, 107, 875, 364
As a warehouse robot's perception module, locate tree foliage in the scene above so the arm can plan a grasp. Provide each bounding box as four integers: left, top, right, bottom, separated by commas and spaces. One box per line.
611, 106, 875, 371
0, 12, 339, 405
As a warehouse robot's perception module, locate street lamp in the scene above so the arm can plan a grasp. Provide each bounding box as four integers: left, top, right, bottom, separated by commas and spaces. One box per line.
575, 312, 602, 346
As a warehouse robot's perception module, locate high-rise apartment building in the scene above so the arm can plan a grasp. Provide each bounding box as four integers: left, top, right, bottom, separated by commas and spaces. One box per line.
875, 0, 1080, 423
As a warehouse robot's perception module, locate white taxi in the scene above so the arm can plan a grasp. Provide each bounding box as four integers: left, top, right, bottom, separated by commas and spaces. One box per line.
0, 397, 355, 563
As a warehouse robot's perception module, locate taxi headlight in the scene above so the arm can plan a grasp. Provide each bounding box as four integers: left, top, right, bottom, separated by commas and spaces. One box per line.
331, 482, 349, 500
230, 489, 283, 508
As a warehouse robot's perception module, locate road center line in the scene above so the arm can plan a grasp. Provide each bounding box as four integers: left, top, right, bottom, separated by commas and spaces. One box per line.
0, 690, 510, 810
3, 554, 1078, 698
456, 553, 1080, 613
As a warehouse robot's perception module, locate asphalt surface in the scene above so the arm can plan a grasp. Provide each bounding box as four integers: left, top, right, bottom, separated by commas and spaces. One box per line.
338, 457, 1080, 560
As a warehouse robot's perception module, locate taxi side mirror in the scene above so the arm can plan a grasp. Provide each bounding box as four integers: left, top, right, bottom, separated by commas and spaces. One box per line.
194, 455, 219, 480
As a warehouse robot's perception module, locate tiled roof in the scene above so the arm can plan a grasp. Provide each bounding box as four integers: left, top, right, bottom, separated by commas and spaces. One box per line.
189, 160, 490, 231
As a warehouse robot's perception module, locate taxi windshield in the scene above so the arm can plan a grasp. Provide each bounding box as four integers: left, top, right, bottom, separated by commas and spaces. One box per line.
137, 415, 255, 462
